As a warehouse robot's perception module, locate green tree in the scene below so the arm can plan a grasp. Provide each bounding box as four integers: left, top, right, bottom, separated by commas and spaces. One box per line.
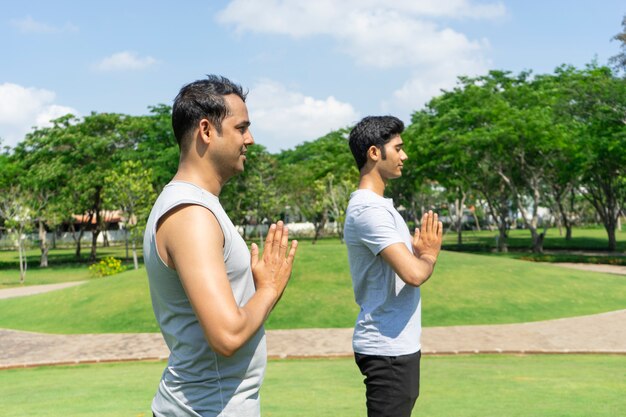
557, 65, 626, 251
407, 70, 580, 253
15, 112, 134, 261
277, 129, 358, 242
104, 160, 156, 269
12, 129, 65, 267
406, 73, 517, 251
610, 15, 626, 73
123, 105, 179, 191
0, 186, 32, 283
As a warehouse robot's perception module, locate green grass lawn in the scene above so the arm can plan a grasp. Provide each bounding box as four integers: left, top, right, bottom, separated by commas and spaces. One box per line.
0, 246, 137, 289
0, 264, 92, 288
0, 240, 624, 333
0, 355, 623, 417
443, 226, 626, 252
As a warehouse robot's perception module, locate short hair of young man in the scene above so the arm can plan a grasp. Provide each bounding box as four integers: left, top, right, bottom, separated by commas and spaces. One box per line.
348, 115, 405, 170
171, 75, 248, 150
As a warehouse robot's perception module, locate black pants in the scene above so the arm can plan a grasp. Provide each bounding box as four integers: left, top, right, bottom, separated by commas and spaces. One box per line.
355, 350, 421, 417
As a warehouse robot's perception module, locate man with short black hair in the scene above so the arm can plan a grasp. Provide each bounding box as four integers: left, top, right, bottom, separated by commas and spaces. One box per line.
344, 115, 443, 417
144, 75, 298, 416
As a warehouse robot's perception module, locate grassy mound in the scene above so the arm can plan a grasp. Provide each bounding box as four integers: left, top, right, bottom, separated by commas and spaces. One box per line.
0, 240, 624, 333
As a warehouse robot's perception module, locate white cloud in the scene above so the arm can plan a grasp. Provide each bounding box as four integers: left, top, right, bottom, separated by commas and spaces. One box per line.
218, 0, 503, 119
246, 80, 359, 152
11, 15, 78, 34
383, 56, 491, 119
0, 83, 78, 149
93, 51, 157, 72
217, 0, 505, 40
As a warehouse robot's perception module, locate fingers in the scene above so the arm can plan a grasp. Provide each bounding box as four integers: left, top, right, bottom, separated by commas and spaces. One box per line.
263, 221, 294, 261
413, 227, 420, 245
280, 224, 290, 256
250, 242, 259, 268
264, 223, 276, 259
420, 211, 441, 236
271, 221, 283, 256
285, 240, 298, 264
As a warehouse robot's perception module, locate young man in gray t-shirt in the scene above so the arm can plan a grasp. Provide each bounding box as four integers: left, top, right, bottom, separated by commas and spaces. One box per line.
344, 115, 443, 417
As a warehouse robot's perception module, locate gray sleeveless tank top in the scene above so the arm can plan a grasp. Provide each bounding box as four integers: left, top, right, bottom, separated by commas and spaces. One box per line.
143, 181, 266, 417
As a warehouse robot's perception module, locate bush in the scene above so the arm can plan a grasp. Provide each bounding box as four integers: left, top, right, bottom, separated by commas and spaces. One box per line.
88, 256, 125, 277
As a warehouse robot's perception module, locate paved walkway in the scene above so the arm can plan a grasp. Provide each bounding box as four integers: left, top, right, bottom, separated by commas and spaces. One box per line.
1, 263, 625, 369
2, 308, 625, 369
0, 281, 85, 299
553, 262, 626, 276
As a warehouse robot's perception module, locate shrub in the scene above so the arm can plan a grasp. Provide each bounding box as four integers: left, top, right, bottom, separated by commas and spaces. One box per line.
89, 256, 125, 277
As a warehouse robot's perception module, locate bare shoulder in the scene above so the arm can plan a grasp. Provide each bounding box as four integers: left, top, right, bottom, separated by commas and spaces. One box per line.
156, 204, 225, 268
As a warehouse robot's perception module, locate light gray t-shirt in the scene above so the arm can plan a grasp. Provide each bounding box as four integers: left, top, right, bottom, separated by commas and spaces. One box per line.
143, 181, 266, 417
344, 189, 422, 356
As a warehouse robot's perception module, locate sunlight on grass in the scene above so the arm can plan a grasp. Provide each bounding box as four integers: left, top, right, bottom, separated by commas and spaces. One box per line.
0, 355, 623, 417
0, 239, 625, 333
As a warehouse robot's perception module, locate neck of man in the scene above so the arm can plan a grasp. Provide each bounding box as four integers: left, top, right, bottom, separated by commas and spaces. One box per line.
357, 167, 387, 196
173, 161, 225, 196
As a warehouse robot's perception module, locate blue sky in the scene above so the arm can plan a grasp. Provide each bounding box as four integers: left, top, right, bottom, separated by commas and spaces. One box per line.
1, 0, 624, 153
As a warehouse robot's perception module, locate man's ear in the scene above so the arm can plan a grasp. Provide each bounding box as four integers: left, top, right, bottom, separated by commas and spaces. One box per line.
198, 119, 213, 145
367, 145, 381, 162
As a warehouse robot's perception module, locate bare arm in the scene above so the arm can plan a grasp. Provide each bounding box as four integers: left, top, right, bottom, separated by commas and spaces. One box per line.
379, 211, 443, 287
157, 205, 297, 357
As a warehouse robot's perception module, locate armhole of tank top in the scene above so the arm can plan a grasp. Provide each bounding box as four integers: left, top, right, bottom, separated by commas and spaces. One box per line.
153, 200, 229, 271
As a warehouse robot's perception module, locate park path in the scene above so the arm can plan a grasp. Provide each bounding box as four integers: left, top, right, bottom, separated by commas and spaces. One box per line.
0, 281, 85, 300
1, 263, 625, 369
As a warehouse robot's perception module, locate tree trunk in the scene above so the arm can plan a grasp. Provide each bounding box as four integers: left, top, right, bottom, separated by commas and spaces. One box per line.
497, 226, 508, 253
90, 190, 103, 261
472, 209, 481, 232
531, 229, 546, 253
103, 229, 109, 247
38, 220, 49, 268
312, 213, 328, 244
90, 230, 100, 261
75, 226, 84, 259
132, 238, 139, 270
18, 234, 27, 284
605, 219, 617, 252
125, 228, 129, 260
454, 196, 465, 246
565, 226, 572, 241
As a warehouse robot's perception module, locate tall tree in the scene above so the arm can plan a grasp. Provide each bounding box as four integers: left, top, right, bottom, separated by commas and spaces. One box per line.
406, 73, 517, 251
557, 65, 626, 251
104, 160, 156, 269
610, 15, 626, 74
277, 129, 358, 243
0, 186, 32, 283
123, 105, 179, 192
15, 112, 133, 260
12, 128, 64, 267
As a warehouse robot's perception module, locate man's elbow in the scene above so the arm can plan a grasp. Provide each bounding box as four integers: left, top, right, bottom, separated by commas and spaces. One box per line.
401, 271, 431, 287
209, 333, 245, 357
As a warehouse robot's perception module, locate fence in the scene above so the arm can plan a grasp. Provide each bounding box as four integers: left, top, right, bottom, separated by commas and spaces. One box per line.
0, 230, 129, 250
0, 222, 344, 251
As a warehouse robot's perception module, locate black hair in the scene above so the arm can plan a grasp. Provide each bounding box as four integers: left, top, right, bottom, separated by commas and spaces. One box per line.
171, 75, 247, 148
348, 115, 404, 170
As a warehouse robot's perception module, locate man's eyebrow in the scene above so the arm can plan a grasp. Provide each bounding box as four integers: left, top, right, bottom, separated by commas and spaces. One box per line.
235, 120, 251, 128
